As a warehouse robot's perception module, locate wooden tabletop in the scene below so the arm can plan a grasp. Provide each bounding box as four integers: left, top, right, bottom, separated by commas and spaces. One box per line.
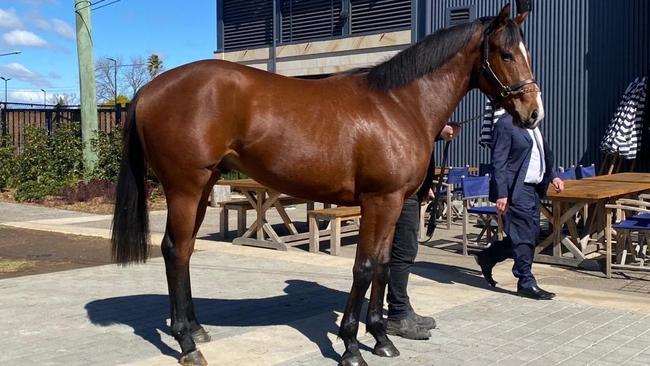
434, 166, 479, 175
547, 179, 650, 201
582, 172, 650, 183
217, 179, 269, 190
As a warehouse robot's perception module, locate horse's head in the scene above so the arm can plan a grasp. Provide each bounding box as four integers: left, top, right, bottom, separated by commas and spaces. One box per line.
476, 4, 543, 129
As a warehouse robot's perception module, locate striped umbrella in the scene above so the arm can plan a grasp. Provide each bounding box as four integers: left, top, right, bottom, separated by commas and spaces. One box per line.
478, 99, 506, 149
600, 76, 647, 160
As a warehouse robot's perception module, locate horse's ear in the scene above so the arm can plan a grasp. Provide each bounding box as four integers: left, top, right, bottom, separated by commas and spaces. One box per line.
514, 12, 529, 25
494, 4, 511, 28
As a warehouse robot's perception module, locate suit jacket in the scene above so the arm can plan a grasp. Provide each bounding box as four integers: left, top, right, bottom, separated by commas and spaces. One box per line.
489, 114, 557, 202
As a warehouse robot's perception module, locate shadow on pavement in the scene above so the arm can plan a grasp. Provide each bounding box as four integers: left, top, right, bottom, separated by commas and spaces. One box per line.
85, 280, 368, 362
412, 261, 518, 296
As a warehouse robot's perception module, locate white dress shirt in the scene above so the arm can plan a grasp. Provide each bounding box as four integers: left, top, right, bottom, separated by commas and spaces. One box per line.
524, 127, 545, 184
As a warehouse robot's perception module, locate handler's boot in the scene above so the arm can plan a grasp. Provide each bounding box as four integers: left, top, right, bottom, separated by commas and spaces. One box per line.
385, 314, 431, 340
407, 306, 436, 330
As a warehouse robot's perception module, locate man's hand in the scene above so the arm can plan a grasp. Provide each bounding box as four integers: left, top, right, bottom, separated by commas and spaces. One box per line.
496, 197, 509, 216
440, 124, 461, 141
552, 177, 565, 193
424, 188, 435, 203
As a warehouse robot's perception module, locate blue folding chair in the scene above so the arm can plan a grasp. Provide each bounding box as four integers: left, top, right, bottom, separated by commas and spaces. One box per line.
461, 175, 503, 256
557, 167, 577, 181
439, 166, 470, 229
577, 164, 596, 179
605, 198, 650, 278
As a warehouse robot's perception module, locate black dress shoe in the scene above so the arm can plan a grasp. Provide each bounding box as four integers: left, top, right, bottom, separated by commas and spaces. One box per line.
474, 253, 497, 287
385, 315, 431, 340
517, 285, 555, 300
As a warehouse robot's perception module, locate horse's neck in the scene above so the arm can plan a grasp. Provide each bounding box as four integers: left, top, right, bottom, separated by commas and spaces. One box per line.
396, 39, 481, 143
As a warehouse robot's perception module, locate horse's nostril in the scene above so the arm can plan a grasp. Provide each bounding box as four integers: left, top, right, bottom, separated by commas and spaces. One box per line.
531, 110, 539, 120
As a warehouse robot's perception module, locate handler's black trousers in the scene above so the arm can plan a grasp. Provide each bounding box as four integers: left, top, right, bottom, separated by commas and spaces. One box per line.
387, 194, 420, 320
482, 183, 540, 288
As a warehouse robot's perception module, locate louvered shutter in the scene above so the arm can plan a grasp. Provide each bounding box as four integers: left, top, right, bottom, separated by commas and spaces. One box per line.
281, 0, 344, 44
223, 0, 273, 51
350, 0, 411, 35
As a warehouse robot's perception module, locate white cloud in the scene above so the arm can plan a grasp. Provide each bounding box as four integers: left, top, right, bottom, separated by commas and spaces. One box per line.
6, 90, 43, 104
0, 62, 52, 88
0, 9, 23, 29
34, 17, 50, 31
51, 19, 74, 40
2, 29, 47, 47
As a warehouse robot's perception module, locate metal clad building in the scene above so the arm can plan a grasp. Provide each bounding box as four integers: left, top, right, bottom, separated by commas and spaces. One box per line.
216, 0, 649, 169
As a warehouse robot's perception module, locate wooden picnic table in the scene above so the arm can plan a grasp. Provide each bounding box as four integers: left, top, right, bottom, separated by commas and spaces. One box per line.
216, 179, 334, 251
539, 175, 650, 267
217, 179, 308, 250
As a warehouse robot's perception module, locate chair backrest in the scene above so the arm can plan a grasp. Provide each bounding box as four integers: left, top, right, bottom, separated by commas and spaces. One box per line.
577, 164, 596, 179
462, 175, 490, 199
447, 166, 470, 185
557, 168, 576, 181
479, 163, 494, 177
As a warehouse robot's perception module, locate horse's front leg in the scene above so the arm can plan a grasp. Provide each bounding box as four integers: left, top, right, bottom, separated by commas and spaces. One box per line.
162, 189, 213, 366
339, 192, 404, 366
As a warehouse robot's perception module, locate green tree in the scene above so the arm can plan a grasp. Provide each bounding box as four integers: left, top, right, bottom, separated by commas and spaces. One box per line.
147, 54, 164, 78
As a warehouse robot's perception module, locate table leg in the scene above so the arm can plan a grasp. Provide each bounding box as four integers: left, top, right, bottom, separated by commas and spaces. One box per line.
553, 201, 562, 257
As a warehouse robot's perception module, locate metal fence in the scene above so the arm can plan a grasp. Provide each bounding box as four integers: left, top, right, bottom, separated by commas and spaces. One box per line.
0, 102, 127, 152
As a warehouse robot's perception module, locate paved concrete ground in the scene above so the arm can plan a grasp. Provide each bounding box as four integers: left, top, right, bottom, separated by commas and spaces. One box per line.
1, 202, 650, 366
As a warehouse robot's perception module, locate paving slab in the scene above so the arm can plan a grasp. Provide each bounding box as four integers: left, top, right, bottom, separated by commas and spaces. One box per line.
2, 201, 650, 366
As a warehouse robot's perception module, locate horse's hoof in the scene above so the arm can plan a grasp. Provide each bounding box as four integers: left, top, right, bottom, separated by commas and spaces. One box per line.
339, 352, 368, 366
179, 350, 208, 366
373, 342, 400, 357
192, 328, 212, 343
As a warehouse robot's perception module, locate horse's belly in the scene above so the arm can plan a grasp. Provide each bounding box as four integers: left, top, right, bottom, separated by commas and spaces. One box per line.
222, 154, 358, 205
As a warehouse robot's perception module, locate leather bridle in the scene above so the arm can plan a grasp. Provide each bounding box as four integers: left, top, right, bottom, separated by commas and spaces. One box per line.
480, 24, 539, 103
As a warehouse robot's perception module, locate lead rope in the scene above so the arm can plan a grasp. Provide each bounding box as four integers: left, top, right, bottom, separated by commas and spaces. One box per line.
420, 112, 488, 242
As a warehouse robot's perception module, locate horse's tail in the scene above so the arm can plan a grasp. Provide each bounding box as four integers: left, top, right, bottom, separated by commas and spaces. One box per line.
111, 94, 149, 264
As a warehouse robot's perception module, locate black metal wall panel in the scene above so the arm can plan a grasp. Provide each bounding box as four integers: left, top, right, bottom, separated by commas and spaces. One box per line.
426, 0, 649, 171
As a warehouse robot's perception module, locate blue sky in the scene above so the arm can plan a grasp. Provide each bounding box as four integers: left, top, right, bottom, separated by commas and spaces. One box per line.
0, 0, 216, 104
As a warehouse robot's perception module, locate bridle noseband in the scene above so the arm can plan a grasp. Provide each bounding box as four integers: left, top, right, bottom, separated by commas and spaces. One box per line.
480, 24, 539, 103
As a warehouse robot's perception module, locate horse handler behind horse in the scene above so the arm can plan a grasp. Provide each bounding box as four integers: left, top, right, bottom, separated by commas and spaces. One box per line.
385, 124, 460, 340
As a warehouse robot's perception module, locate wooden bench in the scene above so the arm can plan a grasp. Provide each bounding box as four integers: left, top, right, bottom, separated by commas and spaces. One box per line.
219, 196, 309, 238
308, 206, 361, 255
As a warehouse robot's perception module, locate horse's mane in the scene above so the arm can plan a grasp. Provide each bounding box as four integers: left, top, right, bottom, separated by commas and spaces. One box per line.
361, 17, 523, 91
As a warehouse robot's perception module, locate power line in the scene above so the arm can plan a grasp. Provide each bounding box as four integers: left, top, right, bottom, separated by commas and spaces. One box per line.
91, 0, 122, 11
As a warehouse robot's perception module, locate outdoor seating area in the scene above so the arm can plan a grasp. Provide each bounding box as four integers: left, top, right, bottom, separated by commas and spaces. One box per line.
215, 170, 650, 278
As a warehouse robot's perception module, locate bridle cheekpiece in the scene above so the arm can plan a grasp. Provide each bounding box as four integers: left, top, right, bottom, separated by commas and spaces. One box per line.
480, 23, 538, 103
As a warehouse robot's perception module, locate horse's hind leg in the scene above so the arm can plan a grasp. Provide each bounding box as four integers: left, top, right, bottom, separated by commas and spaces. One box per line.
339, 192, 404, 366
161, 168, 219, 366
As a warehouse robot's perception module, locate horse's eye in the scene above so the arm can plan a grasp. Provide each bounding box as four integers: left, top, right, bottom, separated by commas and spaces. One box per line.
501, 52, 514, 61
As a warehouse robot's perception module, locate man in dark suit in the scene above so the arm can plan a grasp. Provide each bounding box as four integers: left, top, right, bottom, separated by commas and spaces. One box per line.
475, 113, 564, 300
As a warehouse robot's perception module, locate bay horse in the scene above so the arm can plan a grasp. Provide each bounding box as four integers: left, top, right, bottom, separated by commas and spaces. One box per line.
112, 4, 542, 366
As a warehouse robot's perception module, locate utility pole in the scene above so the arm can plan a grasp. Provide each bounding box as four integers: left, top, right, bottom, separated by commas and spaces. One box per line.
0, 77, 9, 141
40, 89, 47, 107
74, 0, 98, 174
107, 57, 118, 104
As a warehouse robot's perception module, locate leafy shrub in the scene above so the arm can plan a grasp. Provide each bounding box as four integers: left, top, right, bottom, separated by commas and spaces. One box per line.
14, 125, 83, 201
15, 178, 65, 202
0, 136, 17, 189
90, 125, 123, 182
